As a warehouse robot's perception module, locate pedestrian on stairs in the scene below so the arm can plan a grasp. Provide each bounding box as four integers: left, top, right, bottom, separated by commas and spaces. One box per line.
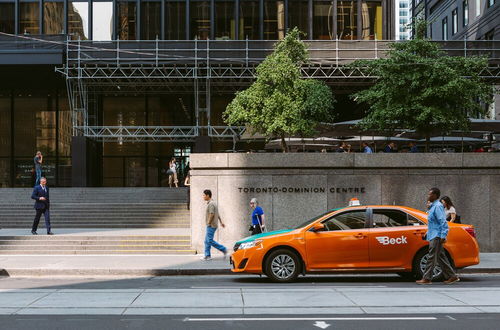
201, 189, 227, 261
168, 157, 178, 188
31, 177, 54, 235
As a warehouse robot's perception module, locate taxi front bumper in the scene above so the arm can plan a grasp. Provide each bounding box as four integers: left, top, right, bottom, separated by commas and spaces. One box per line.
230, 247, 265, 274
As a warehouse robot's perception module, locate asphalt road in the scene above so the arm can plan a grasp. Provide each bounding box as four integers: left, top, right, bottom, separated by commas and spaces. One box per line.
1, 314, 500, 330
1, 273, 499, 290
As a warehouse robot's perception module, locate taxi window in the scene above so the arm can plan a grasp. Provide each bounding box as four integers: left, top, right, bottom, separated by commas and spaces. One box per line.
322, 211, 366, 231
372, 210, 408, 227
408, 214, 425, 226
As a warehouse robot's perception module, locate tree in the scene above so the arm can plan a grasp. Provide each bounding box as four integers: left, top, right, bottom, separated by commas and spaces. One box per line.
352, 20, 493, 150
223, 28, 335, 152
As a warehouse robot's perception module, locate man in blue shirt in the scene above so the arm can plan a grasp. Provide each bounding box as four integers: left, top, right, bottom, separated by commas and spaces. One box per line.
362, 142, 373, 154
250, 198, 265, 235
416, 188, 459, 285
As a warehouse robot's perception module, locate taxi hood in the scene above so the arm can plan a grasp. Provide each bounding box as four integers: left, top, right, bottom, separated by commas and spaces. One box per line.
236, 229, 294, 244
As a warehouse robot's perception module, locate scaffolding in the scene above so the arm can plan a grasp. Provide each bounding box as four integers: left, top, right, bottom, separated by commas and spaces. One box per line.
54, 38, 500, 142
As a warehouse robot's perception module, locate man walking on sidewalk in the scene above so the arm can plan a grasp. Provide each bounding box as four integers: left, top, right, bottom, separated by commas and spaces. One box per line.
31, 177, 54, 235
201, 189, 227, 261
416, 187, 459, 285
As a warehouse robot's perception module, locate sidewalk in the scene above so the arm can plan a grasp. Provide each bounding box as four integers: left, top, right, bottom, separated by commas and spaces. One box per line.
0, 253, 498, 277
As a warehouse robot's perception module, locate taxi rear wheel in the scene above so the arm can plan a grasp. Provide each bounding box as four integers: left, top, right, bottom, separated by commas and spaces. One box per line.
413, 249, 452, 282
265, 249, 301, 283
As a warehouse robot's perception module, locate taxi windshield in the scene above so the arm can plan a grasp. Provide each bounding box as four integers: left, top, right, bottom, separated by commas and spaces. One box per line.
293, 210, 336, 229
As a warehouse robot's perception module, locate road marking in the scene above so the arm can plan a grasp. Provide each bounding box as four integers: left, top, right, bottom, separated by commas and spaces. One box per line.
314, 321, 331, 329
185, 317, 437, 322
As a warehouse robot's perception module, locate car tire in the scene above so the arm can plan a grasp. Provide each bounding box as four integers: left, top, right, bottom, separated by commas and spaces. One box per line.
264, 249, 301, 283
413, 248, 453, 282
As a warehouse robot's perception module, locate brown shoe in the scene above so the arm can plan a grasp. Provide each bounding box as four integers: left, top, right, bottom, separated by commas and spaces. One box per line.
443, 277, 460, 284
416, 279, 432, 285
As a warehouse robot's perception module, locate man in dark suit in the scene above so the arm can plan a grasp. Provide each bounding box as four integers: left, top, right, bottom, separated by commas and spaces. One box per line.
31, 177, 53, 235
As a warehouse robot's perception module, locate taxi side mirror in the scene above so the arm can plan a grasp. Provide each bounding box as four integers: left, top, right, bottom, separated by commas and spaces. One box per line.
312, 223, 325, 232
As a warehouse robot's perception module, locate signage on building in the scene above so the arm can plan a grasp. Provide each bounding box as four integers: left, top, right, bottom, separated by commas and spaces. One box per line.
237, 187, 366, 194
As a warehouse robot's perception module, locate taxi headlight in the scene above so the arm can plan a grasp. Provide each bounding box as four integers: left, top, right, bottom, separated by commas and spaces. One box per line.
239, 240, 262, 250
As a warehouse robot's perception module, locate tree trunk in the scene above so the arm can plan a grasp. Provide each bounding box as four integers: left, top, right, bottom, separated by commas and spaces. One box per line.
280, 134, 288, 153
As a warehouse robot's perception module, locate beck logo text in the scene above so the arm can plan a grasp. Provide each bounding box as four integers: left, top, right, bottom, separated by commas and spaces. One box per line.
376, 236, 408, 245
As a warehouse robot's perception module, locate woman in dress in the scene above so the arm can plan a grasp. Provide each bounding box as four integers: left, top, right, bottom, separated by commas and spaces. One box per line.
168, 157, 178, 188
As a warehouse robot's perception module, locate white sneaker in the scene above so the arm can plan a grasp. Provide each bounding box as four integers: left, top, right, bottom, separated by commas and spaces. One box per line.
200, 256, 212, 261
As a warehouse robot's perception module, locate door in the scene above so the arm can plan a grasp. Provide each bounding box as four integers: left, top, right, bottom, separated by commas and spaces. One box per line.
305, 209, 370, 270
368, 208, 427, 268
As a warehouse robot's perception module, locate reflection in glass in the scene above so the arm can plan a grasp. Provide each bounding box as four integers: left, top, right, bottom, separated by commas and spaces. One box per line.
361, 1, 382, 40
44, 2, 64, 34
0, 3, 15, 33
313, 1, 333, 40
191, 1, 211, 39
337, 1, 358, 40
0, 159, 9, 187
69, 1, 89, 40
93, 2, 113, 40
117, 1, 137, 40
165, 1, 186, 39
20, 2, 40, 34
239, 0, 259, 39
0, 97, 10, 157
215, 1, 235, 39
58, 97, 72, 158
141, 2, 161, 39
288, 0, 308, 36
264, 0, 285, 40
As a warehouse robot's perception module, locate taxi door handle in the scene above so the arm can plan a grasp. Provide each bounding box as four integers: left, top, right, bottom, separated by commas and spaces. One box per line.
354, 233, 367, 239
413, 230, 425, 235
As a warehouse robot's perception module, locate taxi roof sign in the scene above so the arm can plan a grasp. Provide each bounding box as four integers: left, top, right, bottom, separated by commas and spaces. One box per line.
349, 198, 361, 206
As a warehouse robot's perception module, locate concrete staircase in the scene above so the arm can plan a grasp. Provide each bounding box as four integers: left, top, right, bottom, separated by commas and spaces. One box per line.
0, 188, 195, 255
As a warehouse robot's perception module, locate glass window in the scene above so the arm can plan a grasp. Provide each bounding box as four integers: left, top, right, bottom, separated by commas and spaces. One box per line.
68, 1, 89, 40
0, 3, 15, 33
442, 17, 448, 40
463, 0, 469, 26
476, 0, 481, 16
452, 8, 458, 34
239, 0, 259, 39
0, 159, 9, 187
399, 2, 408, 8
487, 0, 494, 8
313, 1, 332, 40
165, 1, 186, 40
92, 2, 113, 40
338, 1, 358, 40
264, 0, 285, 40
191, 1, 211, 39
58, 97, 72, 158
322, 211, 366, 231
117, 1, 137, 40
19, 2, 40, 34
215, 1, 235, 39
44, 2, 64, 34
0, 97, 10, 157
362, 0, 382, 40
399, 17, 408, 24
141, 2, 161, 39
288, 0, 308, 36
372, 210, 408, 228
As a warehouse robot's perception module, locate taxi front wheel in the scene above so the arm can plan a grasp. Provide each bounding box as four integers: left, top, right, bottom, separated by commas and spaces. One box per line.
265, 249, 301, 283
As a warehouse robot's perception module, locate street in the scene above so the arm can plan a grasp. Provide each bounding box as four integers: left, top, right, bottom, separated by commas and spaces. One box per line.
1, 274, 500, 329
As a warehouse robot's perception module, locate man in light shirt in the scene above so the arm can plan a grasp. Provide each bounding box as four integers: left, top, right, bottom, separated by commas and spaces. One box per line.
201, 189, 227, 261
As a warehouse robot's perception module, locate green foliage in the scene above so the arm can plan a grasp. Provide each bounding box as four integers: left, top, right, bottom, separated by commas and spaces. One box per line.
224, 27, 335, 151
352, 20, 493, 147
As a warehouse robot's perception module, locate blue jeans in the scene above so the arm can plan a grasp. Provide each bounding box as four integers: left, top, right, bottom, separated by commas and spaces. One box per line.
35, 168, 42, 186
204, 226, 227, 257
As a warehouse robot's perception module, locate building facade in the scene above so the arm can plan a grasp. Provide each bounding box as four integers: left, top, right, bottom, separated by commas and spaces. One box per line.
395, 0, 410, 39
412, 0, 499, 40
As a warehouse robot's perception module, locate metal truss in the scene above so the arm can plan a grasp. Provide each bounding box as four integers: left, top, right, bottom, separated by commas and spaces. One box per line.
74, 125, 246, 142
54, 39, 499, 142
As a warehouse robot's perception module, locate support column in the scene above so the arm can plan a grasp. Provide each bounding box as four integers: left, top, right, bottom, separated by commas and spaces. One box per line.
71, 136, 101, 187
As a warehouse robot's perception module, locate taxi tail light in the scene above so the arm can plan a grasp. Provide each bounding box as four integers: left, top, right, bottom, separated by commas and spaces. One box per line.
464, 227, 476, 238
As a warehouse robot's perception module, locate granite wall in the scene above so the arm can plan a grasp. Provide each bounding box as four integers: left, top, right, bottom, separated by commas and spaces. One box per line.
190, 153, 500, 253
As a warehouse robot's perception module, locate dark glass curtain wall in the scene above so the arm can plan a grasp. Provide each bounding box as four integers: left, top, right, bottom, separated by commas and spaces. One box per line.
0, 0, 385, 40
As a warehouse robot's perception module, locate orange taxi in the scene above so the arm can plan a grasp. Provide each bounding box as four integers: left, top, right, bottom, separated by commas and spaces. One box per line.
230, 201, 480, 282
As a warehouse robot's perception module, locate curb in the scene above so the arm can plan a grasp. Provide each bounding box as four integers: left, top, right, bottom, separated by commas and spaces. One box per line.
0, 268, 232, 277
1, 268, 498, 277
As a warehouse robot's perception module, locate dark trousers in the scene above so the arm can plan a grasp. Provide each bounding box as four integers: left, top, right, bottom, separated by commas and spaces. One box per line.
423, 237, 456, 280
32, 208, 51, 233
251, 225, 263, 235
